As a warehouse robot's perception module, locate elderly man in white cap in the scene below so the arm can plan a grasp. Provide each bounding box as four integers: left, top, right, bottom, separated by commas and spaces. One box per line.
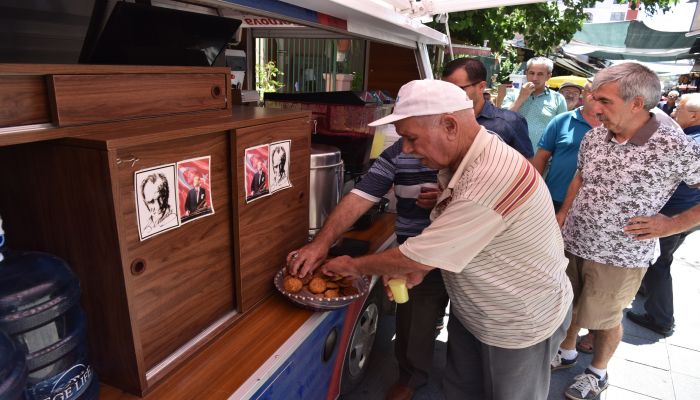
291, 79, 573, 400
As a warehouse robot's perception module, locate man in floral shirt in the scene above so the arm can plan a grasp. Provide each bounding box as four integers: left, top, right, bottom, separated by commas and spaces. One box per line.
552, 62, 700, 400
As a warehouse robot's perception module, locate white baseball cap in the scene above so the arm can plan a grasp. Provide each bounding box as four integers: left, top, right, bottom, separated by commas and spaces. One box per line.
368, 79, 474, 126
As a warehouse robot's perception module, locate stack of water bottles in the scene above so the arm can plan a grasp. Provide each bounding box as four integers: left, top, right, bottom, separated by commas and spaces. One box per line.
0, 216, 99, 399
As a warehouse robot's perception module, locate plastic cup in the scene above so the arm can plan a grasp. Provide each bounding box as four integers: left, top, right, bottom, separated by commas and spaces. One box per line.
387, 278, 409, 304
420, 183, 439, 193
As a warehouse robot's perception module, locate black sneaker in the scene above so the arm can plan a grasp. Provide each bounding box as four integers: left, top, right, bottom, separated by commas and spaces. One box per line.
565, 368, 608, 400
551, 350, 578, 371
626, 311, 673, 335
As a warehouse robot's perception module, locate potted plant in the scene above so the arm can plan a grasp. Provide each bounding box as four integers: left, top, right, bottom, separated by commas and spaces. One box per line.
256, 61, 284, 103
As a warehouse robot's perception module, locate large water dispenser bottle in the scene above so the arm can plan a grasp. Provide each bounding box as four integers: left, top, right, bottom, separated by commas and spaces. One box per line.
0, 216, 99, 400
0, 330, 27, 400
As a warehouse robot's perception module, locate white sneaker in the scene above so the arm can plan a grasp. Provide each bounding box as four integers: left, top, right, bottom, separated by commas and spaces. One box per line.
551, 350, 578, 371
565, 369, 609, 400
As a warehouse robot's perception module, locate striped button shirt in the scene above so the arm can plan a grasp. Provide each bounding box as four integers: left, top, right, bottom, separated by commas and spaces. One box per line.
352, 139, 437, 238
400, 128, 573, 349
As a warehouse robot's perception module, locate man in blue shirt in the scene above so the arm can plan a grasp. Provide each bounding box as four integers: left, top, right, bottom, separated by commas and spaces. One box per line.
503, 57, 568, 152
442, 57, 534, 159
532, 79, 600, 211
627, 93, 700, 334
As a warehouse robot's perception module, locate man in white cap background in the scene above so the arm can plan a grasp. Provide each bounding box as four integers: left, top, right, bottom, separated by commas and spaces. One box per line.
559, 82, 584, 111
290, 79, 573, 400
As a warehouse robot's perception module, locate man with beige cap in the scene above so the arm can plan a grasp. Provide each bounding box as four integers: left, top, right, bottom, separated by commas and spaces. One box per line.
290, 79, 573, 400
559, 82, 584, 111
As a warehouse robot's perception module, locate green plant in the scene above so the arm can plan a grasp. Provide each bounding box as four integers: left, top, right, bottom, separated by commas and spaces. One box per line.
256, 61, 284, 102
351, 71, 363, 91
429, 0, 679, 55
495, 46, 520, 84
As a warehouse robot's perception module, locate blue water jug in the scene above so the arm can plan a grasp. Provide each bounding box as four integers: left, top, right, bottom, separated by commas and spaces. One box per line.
0, 330, 27, 400
0, 250, 98, 400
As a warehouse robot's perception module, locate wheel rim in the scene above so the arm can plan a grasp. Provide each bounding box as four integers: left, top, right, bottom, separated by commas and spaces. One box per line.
346, 303, 379, 377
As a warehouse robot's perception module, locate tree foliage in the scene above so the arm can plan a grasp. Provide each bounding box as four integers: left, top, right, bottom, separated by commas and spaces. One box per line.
437, 0, 680, 54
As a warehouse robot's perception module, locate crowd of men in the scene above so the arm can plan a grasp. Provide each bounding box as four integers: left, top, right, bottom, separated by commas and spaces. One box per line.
287, 57, 700, 400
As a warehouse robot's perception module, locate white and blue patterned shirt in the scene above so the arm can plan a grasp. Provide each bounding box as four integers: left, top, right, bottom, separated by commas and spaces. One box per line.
563, 112, 700, 268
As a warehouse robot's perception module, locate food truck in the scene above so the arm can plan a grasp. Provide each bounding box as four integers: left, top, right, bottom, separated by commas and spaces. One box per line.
0, 1, 536, 399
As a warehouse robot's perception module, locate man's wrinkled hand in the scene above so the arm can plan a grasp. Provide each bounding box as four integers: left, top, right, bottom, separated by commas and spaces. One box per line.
381, 270, 431, 302
286, 242, 328, 278
320, 255, 359, 278
416, 188, 440, 209
555, 211, 566, 228
623, 213, 677, 240
518, 82, 536, 99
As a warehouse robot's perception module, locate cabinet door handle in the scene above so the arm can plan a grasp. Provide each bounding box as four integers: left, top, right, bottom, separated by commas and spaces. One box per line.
116, 155, 140, 167
130, 258, 147, 276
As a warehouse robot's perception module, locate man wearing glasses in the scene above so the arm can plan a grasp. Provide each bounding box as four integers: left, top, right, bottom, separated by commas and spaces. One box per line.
442, 58, 534, 159
502, 57, 568, 153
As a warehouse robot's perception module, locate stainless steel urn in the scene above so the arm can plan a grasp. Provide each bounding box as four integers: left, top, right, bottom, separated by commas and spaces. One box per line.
309, 144, 344, 238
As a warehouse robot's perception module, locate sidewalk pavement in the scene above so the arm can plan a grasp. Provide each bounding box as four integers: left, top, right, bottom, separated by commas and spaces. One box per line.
341, 231, 700, 400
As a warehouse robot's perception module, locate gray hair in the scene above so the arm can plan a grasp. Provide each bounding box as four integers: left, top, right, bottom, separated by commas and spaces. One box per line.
667, 90, 680, 98
526, 57, 554, 73
681, 92, 700, 111
592, 62, 661, 110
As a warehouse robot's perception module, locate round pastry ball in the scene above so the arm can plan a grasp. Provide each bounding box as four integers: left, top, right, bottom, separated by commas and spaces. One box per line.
283, 275, 303, 293
308, 277, 327, 294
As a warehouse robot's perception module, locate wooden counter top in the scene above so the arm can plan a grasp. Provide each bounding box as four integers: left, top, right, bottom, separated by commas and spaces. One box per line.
0, 107, 308, 148
100, 213, 396, 399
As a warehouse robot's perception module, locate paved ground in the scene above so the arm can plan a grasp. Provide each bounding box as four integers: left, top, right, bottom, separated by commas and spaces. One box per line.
341, 231, 700, 400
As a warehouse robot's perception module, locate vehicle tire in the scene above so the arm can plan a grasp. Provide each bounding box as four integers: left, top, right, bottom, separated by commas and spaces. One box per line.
339, 284, 382, 394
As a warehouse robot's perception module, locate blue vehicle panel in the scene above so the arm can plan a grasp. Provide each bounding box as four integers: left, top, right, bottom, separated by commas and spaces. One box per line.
250, 309, 347, 400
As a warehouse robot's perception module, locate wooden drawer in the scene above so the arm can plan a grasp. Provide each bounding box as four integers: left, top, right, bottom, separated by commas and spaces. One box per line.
49, 73, 230, 127
0, 75, 50, 128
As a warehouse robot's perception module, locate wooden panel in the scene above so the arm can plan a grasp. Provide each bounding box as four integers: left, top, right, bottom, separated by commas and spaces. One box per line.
0, 64, 229, 75
114, 132, 235, 371
98, 214, 396, 400
48, 73, 229, 127
233, 117, 311, 310
0, 75, 50, 127
100, 295, 313, 400
0, 105, 307, 149
0, 142, 143, 393
366, 41, 421, 97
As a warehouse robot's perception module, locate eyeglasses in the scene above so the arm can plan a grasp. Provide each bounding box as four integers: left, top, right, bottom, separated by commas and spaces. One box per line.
459, 81, 482, 90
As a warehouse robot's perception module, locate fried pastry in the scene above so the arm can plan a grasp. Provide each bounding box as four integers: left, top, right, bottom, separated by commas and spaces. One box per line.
337, 277, 354, 287
283, 275, 303, 293
308, 277, 327, 294
324, 289, 340, 298
326, 281, 339, 289
341, 286, 359, 296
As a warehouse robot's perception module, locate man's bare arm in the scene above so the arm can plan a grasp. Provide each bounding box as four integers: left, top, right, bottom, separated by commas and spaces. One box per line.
287, 193, 374, 276
556, 171, 582, 227
532, 148, 552, 175
624, 203, 700, 240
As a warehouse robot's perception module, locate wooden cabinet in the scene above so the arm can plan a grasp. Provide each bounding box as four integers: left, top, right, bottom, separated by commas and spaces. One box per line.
233, 118, 311, 310
113, 132, 235, 372
0, 63, 311, 395
0, 112, 310, 395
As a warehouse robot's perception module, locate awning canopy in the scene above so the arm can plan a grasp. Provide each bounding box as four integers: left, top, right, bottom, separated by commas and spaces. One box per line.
563, 20, 697, 62
609, 60, 694, 76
